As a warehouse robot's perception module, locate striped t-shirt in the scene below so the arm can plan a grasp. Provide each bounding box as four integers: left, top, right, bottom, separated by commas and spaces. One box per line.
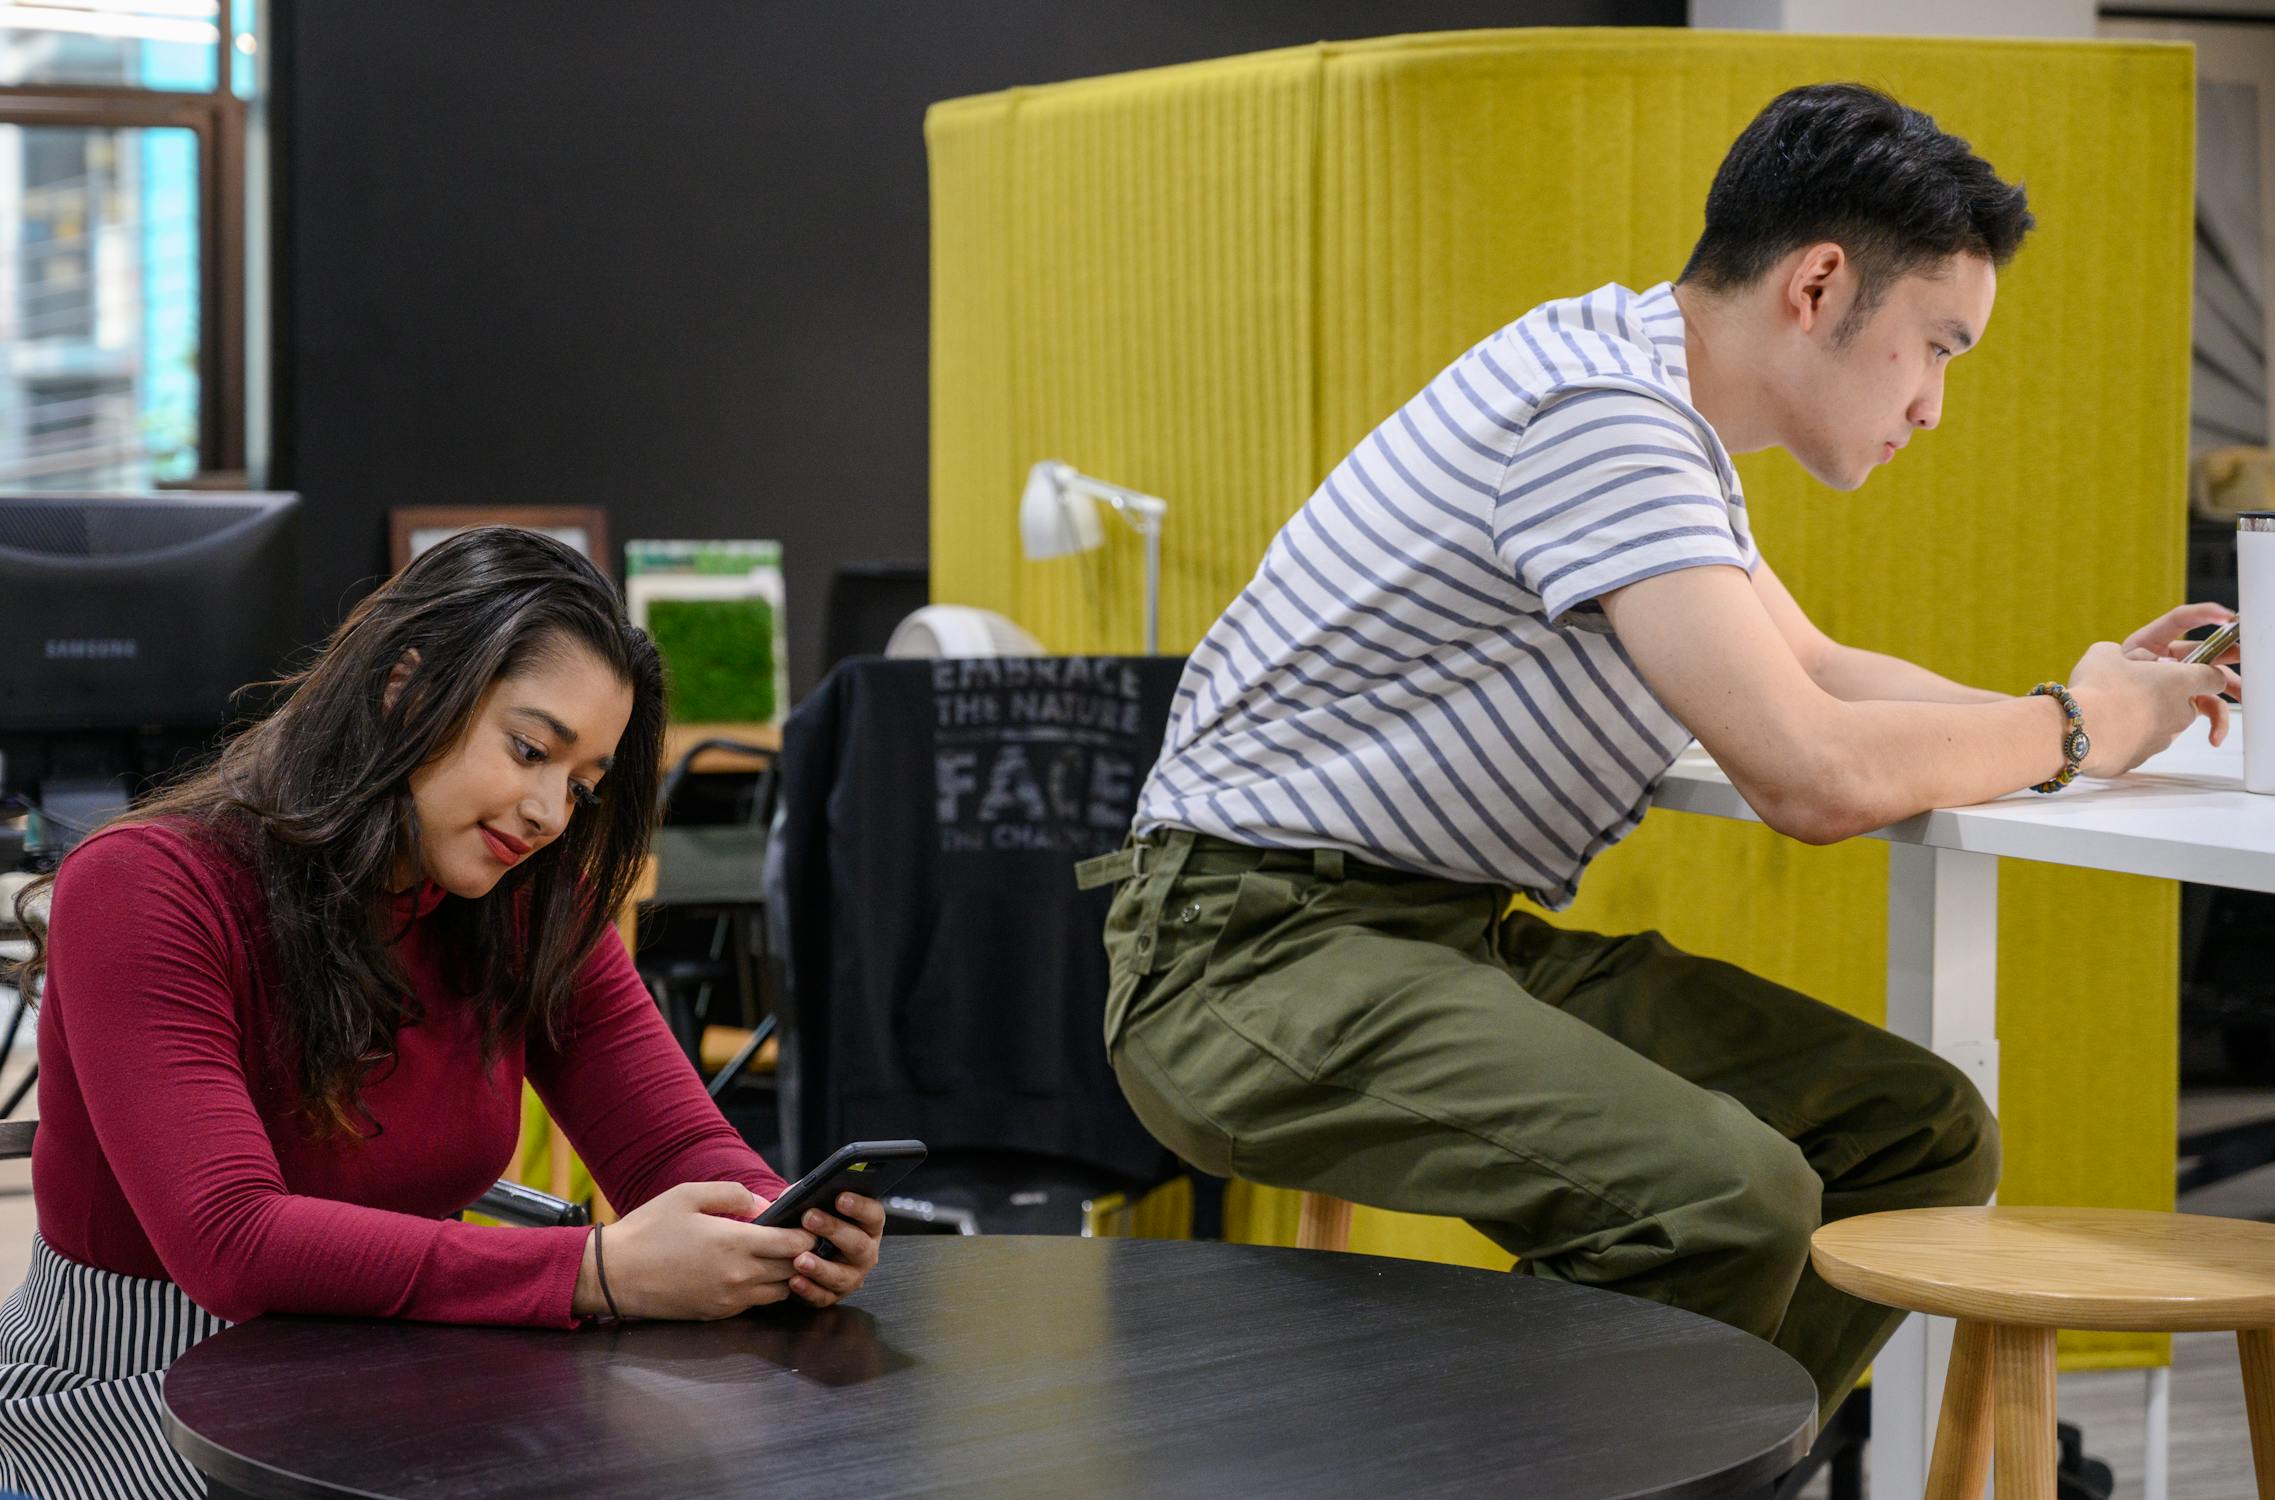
1133, 280, 1758, 910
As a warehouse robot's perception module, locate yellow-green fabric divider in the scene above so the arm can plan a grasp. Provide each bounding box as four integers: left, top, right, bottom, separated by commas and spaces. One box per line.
466, 1084, 599, 1226
931, 51, 1325, 643
928, 29, 2194, 1369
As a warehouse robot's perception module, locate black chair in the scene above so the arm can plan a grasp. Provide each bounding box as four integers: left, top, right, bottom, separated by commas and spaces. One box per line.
0, 1118, 587, 1228
0, 1012, 33, 1121
871, 1147, 1149, 1240
0, 870, 38, 1119
767, 656, 1187, 1228
643, 737, 779, 1105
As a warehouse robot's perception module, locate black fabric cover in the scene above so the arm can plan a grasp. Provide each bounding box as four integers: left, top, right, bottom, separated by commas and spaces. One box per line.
770, 656, 1181, 1182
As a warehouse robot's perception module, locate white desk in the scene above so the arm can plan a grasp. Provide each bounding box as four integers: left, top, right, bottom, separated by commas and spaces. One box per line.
1654, 712, 2275, 1500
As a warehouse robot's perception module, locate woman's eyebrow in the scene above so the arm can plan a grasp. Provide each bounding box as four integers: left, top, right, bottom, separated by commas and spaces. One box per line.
508, 705, 577, 744
508, 705, 615, 770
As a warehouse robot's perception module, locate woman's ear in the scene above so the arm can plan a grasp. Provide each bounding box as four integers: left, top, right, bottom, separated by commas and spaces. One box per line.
382, 649, 422, 715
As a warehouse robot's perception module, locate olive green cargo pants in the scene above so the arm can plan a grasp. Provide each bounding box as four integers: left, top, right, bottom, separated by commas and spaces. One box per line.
1089, 830, 2000, 1420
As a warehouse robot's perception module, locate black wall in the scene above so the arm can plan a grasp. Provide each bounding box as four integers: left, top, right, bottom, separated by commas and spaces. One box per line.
271, 0, 1682, 697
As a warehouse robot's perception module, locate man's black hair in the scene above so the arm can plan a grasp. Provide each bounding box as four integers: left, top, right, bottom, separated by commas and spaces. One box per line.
1679, 82, 2034, 344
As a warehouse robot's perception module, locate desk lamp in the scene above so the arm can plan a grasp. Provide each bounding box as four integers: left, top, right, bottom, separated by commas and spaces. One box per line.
1019, 461, 1168, 654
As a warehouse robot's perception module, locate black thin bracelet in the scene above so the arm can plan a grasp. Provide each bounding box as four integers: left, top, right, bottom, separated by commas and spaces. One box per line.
593, 1223, 624, 1323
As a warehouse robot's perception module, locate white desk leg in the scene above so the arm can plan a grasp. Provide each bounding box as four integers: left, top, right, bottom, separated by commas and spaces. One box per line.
1873, 844, 2001, 1500
2145, 1364, 2170, 1500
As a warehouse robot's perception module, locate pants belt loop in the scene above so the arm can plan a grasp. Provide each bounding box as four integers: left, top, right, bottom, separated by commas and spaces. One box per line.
1312, 848, 1345, 882
1074, 843, 1144, 891
1135, 831, 1198, 975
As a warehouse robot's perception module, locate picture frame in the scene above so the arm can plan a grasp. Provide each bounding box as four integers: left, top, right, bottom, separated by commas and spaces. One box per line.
387, 506, 612, 575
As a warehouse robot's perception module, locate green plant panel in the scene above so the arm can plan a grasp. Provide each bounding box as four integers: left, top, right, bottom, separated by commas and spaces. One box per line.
646, 597, 776, 723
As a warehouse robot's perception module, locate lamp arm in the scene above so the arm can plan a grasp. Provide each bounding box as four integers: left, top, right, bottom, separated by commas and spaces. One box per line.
1064, 477, 1168, 535
1031, 462, 1168, 654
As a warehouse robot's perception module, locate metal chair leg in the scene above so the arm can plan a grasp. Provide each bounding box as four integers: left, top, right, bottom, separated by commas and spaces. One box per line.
707, 1014, 778, 1100
2, 1061, 37, 1119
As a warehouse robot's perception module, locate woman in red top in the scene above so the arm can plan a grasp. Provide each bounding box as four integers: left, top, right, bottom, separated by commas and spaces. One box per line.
0, 527, 882, 1500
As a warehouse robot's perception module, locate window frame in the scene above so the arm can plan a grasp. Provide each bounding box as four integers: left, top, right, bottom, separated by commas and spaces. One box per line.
0, 63, 248, 481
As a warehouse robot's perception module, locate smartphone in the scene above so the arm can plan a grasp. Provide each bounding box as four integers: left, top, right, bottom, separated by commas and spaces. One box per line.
753, 1140, 927, 1260
2184, 620, 2241, 667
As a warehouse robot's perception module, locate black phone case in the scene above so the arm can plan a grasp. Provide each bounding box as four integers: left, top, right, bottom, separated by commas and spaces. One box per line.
755, 1140, 927, 1260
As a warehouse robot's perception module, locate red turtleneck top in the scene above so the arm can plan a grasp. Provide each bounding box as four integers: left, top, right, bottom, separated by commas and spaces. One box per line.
30, 821, 787, 1327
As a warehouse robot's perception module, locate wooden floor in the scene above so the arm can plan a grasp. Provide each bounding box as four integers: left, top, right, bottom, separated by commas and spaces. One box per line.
0, 1025, 2269, 1499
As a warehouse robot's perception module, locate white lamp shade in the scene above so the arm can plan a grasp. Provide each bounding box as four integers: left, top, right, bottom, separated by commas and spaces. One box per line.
884, 604, 1045, 658
1020, 460, 1106, 559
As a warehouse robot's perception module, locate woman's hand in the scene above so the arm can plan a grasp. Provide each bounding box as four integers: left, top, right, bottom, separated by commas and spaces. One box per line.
573, 1180, 816, 1322
785, 1193, 887, 1309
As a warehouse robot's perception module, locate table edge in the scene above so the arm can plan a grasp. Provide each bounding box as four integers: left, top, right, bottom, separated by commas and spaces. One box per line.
1653, 768, 2275, 893
164, 1400, 387, 1500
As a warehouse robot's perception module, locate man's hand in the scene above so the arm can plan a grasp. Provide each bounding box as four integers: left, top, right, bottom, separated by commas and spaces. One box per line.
2122, 602, 2239, 668
2068, 640, 2237, 769
1599, 567, 2238, 843
2112, 602, 2244, 748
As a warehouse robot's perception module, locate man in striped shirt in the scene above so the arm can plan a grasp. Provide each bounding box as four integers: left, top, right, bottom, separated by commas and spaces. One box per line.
1080, 83, 2239, 1422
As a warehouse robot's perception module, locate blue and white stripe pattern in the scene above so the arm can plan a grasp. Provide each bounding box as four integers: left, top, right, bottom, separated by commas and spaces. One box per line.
1135, 281, 1757, 910
0, 1234, 229, 1499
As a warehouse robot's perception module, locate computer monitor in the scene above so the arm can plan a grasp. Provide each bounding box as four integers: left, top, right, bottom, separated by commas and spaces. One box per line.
0, 491, 300, 850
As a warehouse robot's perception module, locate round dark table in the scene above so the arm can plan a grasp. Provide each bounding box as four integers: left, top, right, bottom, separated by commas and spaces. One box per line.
163, 1236, 1816, 1499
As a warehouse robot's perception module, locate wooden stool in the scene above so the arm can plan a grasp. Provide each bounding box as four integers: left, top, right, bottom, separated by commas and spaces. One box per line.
1812, 1206, 2275, 1500
1296, 1191, 1353, 1251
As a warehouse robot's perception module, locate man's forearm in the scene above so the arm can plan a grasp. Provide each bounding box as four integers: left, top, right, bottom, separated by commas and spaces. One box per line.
1811, 641, 2008, 706
1797, 693, 2070, 842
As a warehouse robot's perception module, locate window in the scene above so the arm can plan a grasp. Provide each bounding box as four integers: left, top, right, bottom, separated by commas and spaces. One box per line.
0, 1, 252, 490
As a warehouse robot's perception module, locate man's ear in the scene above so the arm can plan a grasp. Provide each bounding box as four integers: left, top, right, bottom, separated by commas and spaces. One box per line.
1785, 243, 1846, 336
382, 649, 422, 716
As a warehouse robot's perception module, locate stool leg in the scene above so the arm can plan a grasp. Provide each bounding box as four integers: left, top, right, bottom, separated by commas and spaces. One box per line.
2237, 1327, 2275, 1498
1296, 1192, 1352, 1253
1990, 1324, 2057, 1500
1926, 1319, 1995, 1500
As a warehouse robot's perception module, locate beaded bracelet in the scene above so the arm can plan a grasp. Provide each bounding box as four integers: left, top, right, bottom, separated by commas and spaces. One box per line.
2028, 681, 2090, 794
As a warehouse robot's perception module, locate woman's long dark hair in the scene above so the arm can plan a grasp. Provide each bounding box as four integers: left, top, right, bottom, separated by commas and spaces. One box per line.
11, 526, 666, 1139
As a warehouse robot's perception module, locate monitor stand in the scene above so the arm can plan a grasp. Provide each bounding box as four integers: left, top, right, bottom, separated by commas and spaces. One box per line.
0, 727, 219, 864
34, 774, 131, 857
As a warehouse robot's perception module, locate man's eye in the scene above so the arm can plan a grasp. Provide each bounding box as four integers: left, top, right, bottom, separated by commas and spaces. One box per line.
1932, 344, 1953, 360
